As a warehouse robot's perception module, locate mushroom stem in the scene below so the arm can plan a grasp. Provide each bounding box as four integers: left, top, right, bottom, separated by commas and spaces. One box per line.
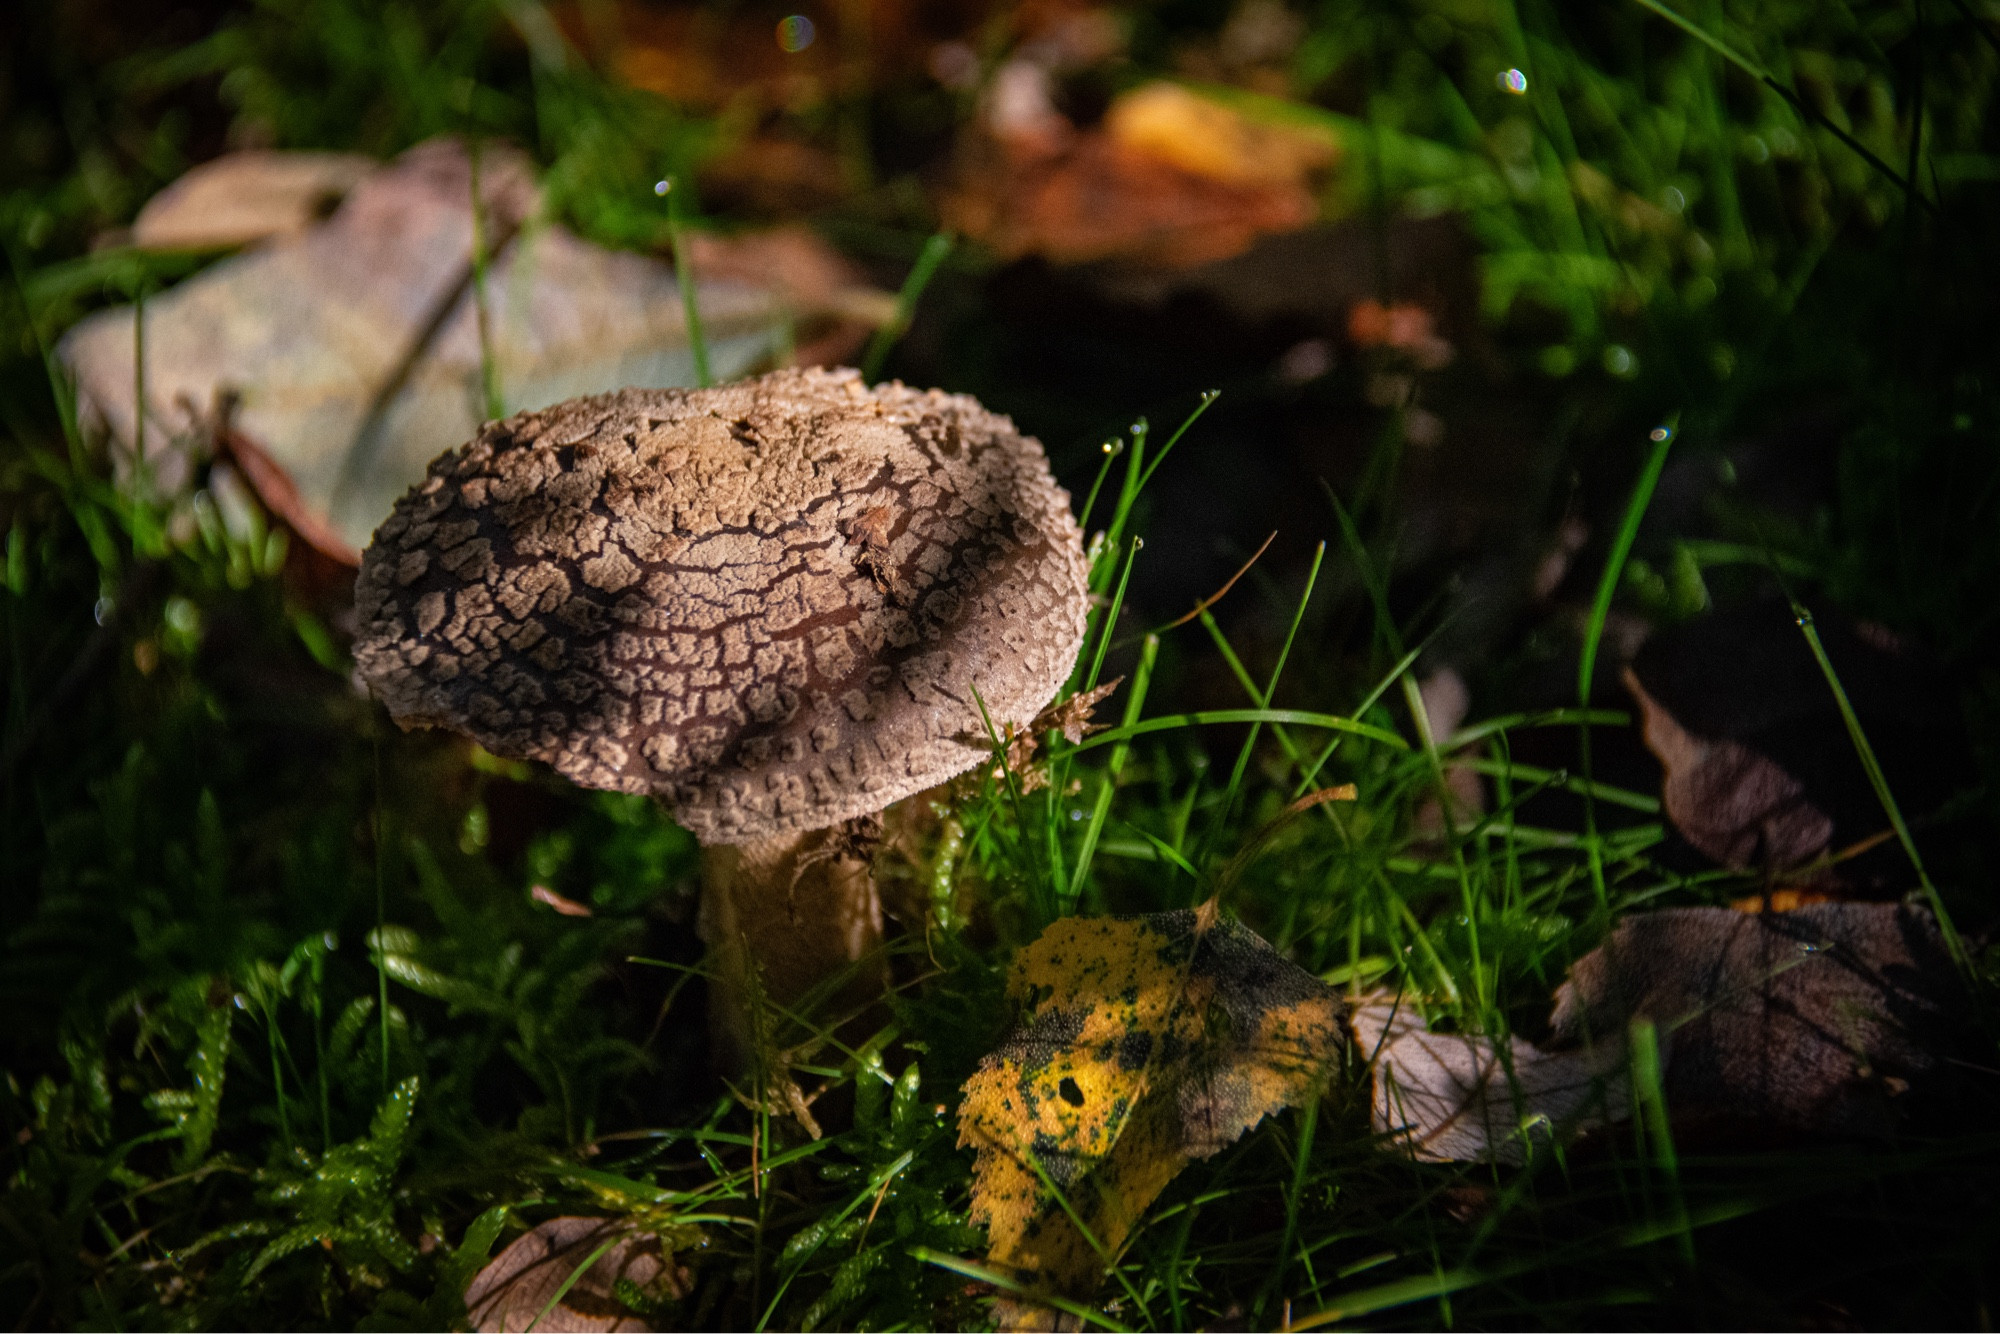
697, 829, 887, 1071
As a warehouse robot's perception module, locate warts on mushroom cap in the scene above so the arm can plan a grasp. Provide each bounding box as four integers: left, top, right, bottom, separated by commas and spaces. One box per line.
352, 367, 1090, 842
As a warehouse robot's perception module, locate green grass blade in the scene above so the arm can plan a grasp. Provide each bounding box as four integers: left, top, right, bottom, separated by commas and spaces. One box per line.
1135, 388, 1220, 494
1067, 632, 1158, 906
525, 1235, 620, 1334
861, 231, 954, 382
1627, 1018, 1693, 1266
1792, 604, 1971, 975
662, 176, 711, 387
911, 1250, 1132, 1332
1578, 418, 1676, 705
1076, 708, 1409, 753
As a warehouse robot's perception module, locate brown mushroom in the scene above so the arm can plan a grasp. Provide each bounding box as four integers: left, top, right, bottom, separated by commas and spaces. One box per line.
352, 367, 1090, 1064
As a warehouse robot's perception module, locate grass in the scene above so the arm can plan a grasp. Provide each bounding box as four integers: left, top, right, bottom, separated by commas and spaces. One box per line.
3, 0, 1999, 1327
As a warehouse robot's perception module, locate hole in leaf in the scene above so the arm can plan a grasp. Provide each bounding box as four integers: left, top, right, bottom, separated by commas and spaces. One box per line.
1057, 1077, 1084, 1107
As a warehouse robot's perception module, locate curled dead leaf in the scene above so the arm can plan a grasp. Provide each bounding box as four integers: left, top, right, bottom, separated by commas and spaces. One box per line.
1624, 666, 1834, 876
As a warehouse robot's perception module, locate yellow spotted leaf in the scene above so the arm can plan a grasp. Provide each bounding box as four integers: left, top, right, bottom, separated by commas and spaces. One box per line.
958, 900, 1345, 1301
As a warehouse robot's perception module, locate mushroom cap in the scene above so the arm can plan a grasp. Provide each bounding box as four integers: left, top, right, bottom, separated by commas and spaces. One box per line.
353, 367, 1090, 843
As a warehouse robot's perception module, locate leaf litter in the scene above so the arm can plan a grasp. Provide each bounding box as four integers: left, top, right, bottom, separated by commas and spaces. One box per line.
463, 1215, 690, 1333
58, 138, 860, 554
1362, 903, 1983, 1164
961, 892, 1984, 1309
958, 901, 1346, 1305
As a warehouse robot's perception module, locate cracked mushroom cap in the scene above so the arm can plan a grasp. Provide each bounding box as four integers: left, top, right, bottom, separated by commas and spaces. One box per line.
353, 367, 1090, 843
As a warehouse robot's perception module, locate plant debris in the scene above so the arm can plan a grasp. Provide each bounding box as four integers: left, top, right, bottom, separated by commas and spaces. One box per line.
60, 138, 790, 551
464, 1216, 688, 1333
129, 150, 376, 251
943, 81, 1340, 269
1352, 997, 1626, 1166
959, 902, 1344, 1303
1358, 903, 1982, 1163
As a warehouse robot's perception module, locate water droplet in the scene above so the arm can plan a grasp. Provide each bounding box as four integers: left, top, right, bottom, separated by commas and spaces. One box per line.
1649, 424, 1674, 443
653, 179, 672, 197
1101, 439, 1119, 455
93, 596, 112, 625
1202, 388, 1221, 402
1070, 808, 1084, 821
1132, 537, 1144, 550
775, 14, 816, 52
1130, 420, 1147, 435
1497, 68, 1528, 94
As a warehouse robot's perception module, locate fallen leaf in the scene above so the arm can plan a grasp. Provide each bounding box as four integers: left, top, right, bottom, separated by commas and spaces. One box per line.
1623, 602, 1973, 891
60, 138, 789, 553
464, 1216, 685, 1332
1624, 666, 1835, 875
1352, 997, 1626, 1166
1549, 903, 1975, 1137
131, 150, 376, 251
1103, 83, 1338, 192
1356, 902, 1978, 1163
958, 901, 1344, 1301
944, 83, 1337, 270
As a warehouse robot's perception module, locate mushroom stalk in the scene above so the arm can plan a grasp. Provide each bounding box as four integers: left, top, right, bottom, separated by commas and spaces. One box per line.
697, 829, 886, 1071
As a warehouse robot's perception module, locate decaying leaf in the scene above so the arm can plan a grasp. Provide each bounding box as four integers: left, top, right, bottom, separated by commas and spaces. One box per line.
944, 82, 1338, 270
959, 902, 1344, 1301
1352, 997, 1626, 1166
1624, 666, 1834, 875
1549, 903, 1976, 1137
60, 138, 788, 552
464, 1216, 687, 1332
1034, 677, 1124, 746
1102, 83, 1339, 192
130, 150, 375, 251
1623, 603, 1975, 891
1355, 903, 1979, 1163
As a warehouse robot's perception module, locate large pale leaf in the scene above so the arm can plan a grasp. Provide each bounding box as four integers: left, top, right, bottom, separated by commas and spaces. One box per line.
61, 138, 785, 553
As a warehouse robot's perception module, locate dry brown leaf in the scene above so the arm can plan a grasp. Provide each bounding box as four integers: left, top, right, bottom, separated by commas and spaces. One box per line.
1624, 666, 1834, 875
1352, 997, 1626, 1166
1355, 902, 1977, 1164
959, 902, 1344, 1304
464, 1217, 686, 1333
1549, 903, 1974, 1137
131, 150, 376, 251
1035, 677, 1124, 745
60, 138, 787, 552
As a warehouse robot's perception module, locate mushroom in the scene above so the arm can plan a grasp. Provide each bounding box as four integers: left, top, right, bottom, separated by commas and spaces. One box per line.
352, 367, 1090, 1064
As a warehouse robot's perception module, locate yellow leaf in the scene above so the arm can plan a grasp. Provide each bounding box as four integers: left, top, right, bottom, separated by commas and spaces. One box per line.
958, 900, 1345, 1302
